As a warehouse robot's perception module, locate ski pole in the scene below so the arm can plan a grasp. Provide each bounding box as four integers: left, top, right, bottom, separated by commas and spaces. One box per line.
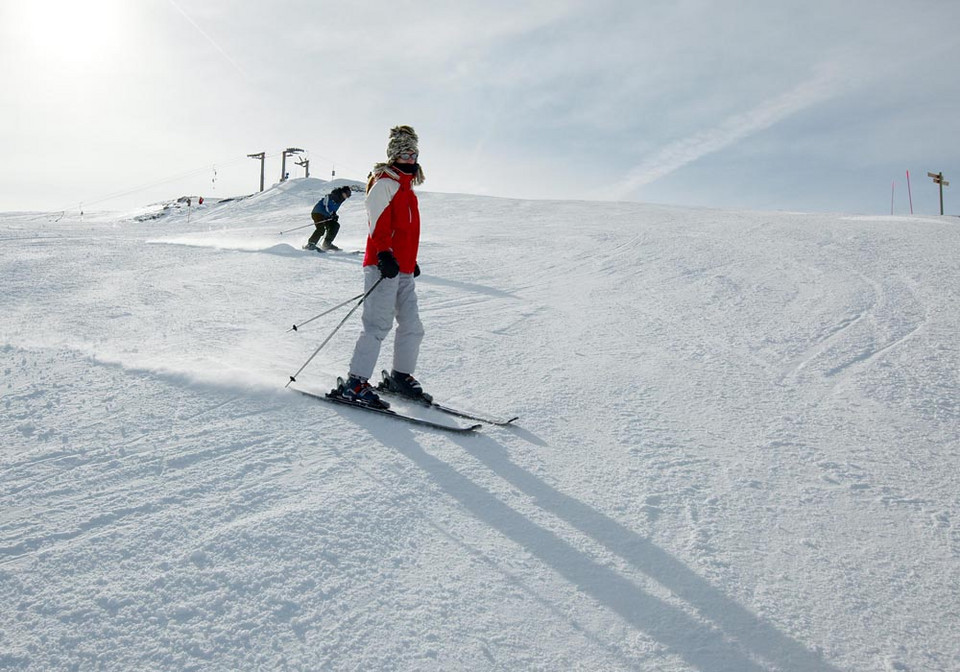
288, 292, 367, 332
279, 221, 316, 235
286, 277, 384, 387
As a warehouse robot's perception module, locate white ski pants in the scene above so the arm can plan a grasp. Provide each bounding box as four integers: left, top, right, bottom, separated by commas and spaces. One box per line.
348, 266, 424, 380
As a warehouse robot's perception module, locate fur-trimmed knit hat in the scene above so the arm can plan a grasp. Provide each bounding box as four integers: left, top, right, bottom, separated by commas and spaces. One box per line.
373, 124, 425, 185
386, 125, 419, 161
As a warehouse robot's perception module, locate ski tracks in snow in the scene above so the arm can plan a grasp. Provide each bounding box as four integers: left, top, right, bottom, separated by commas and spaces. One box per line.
0, 347, 293, 568
3, 201, 960, 671
783, 267, 928, 385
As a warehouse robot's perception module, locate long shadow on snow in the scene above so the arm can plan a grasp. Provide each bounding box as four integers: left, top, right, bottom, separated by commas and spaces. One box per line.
344, 409, 836, 672
414, 274, 519, 301
293, 251, 519, 300
452, 433, 840, 672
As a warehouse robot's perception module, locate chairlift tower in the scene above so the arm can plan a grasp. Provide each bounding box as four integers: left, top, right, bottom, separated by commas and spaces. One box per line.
282, 148, 304, 182
295, 156, 310, 179
247, 152, 266, 192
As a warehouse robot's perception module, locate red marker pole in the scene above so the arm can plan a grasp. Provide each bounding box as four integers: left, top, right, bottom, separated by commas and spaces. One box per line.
906, 170, 914, 214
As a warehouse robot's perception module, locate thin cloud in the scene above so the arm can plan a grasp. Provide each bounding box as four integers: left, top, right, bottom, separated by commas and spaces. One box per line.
604, 66, 845, 200
165, 0, 249, 81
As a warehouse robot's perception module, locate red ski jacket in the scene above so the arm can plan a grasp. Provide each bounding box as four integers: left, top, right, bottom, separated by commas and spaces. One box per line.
363, 166, 420, 274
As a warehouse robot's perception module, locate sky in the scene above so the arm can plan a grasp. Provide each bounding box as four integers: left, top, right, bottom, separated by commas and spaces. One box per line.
1, 0, 959, 215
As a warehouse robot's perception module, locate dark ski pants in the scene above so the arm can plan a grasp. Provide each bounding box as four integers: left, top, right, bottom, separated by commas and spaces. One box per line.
307, 214, 340, 247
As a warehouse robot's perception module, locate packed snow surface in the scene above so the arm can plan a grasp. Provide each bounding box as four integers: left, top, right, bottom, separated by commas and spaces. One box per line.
2, 178, 959, 671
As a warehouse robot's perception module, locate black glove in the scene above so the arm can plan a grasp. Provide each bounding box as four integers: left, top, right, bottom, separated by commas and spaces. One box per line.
377, 251, 400, 279
414, 263, 421, 278
329, 213, 339, 223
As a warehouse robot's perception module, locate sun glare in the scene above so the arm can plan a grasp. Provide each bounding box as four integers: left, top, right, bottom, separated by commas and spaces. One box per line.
12, 0, 129, 71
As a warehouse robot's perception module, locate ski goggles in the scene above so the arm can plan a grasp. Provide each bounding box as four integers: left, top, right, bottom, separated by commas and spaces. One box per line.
395, 152, 418, 162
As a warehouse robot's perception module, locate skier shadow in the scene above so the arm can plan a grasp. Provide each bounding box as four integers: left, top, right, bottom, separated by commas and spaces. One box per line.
354, 413, 839, 672
292, 250, 518, 300
416, 274, 519, 301
448, 433, 841, 672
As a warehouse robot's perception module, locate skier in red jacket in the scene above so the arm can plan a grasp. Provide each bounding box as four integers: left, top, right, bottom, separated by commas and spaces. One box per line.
335, 125, 427, 409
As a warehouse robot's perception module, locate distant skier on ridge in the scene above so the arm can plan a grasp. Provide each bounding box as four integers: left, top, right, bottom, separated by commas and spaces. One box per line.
304, 185, 352, 252
332, 125, 427, 409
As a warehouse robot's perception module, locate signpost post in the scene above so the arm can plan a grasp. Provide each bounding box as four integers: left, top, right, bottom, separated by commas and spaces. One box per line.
928, 172, 950, 215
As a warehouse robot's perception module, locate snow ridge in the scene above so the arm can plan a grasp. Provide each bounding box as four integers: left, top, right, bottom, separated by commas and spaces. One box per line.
2, 184, 959, 671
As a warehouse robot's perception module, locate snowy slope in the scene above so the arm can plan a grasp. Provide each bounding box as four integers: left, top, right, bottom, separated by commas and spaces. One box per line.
2, 179, 959, 671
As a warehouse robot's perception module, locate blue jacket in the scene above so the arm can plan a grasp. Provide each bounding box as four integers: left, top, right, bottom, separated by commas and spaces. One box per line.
312, 193, 345, 219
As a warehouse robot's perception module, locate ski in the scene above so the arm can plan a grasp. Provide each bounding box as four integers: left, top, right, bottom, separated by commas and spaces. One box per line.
301, 247, 362, 256
291, 387, 482, 433
321, 247, 363, 255
376, 371, 519, 426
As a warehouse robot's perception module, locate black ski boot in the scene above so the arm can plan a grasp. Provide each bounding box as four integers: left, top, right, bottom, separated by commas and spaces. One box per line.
381, 370, 432, 402
335, 376, 389, 409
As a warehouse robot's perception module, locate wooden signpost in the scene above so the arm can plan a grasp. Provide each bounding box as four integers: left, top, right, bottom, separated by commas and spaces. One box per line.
928, 172, 950, 215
